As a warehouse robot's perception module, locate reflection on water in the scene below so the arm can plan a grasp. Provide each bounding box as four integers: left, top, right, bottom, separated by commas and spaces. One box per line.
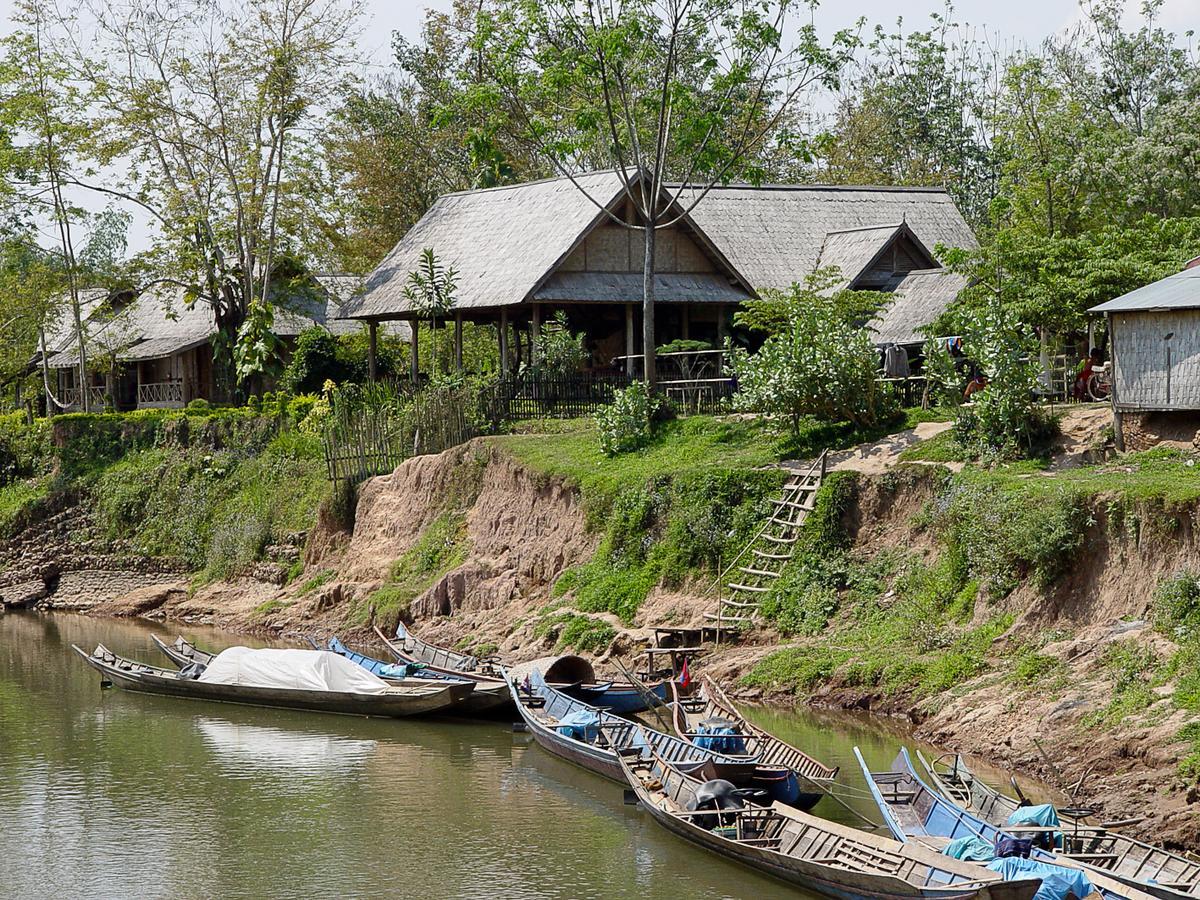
195, 717, 379, 776
0, 611, 1062, 899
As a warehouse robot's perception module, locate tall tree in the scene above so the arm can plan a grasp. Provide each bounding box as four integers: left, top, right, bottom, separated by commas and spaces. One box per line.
42, 0, 362, 398
483, 0, 860, 386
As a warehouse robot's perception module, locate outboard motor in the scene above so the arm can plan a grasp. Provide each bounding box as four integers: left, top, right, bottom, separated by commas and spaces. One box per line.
687, 779, 744, 831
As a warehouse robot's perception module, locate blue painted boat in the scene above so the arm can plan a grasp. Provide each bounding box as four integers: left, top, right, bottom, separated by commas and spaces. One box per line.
322, 636, 509, 715
561, 678, 671, 713
854, 747, 1159, 900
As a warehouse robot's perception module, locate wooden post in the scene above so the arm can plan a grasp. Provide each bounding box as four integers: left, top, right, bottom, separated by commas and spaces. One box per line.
531, 303, 542, 364
1107, 312, 1124, 452
681, 305, 690, 340
454, 312, 463, 372
717, 304, 726, 345
625, 303, 635, 376
499, 308, 510, 377
367, 321, 378, 382
409, 321, 419, 383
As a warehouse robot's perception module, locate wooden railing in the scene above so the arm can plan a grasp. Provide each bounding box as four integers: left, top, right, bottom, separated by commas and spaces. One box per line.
138, 381, 184, 408
482, 373, 633, 423
60, 386, 108, 411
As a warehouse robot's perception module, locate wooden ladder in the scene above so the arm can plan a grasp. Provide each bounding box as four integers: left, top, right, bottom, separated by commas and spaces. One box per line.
704, 450, 829, 641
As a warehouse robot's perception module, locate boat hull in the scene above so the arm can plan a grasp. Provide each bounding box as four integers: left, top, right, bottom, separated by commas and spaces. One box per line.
76, 646, 457, 718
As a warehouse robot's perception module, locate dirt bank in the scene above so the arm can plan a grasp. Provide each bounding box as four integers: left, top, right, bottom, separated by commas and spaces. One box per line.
18, 422, 1200, 851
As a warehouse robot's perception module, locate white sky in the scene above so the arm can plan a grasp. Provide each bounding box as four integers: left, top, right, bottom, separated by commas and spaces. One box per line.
0, 0, 1194, 253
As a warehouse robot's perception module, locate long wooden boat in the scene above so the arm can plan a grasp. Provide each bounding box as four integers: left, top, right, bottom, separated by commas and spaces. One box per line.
389, 623, 667, 713
507, 667, 810, 804
320, 636, 508, 715
150, 633, 214, 669
75, 644, 460, 718
855, 746, 1163, 900
912, 750, 1200, 900
618, 734, 1042, 900
667, 674, 837, 807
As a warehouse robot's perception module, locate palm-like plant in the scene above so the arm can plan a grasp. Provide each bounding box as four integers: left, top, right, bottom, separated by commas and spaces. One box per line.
403, 248, 458, 376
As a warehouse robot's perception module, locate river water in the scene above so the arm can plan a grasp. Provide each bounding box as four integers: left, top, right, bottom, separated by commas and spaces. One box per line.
0, 612, 1036, 900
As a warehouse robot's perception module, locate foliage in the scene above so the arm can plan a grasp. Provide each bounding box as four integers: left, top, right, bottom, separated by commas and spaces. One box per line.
729, 278, 896, 431
596, 382, 656, 457
942, 301, 1055, 459
1082, 642, 1164, 728
0, 413, 51, 486
534, 611, 616, 654
280, 328, 404, 394
530, 311, 587, 378
403, 248, 458, 375
1152, 570, 1200, 641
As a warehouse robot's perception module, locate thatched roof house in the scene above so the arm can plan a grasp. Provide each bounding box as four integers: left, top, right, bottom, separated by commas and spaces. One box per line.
342, 170, 975, 374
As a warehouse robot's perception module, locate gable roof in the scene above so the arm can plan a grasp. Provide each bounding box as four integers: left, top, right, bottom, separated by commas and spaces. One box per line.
345, 172, 631, 320
1089, 265, 1200, 313
680, 183, 976, 292
870, 268, 967, 346
814, 222, 939, 291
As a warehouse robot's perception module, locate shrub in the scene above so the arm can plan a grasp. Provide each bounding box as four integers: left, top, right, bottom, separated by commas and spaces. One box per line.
532, 311, 588, 377
1153, 570, 1200, 641
596, 381, 655, 456
185, 398, 212, 412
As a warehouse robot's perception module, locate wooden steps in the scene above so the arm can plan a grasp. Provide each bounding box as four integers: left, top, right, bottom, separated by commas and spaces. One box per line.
706, 451, 829, 640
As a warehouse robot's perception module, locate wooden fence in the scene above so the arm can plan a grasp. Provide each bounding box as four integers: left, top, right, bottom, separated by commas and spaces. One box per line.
481, 373, 633, 423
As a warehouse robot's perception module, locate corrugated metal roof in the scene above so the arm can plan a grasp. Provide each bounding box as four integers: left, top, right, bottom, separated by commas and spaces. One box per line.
870, 269, 967, 346
1089, 266, 1200, 313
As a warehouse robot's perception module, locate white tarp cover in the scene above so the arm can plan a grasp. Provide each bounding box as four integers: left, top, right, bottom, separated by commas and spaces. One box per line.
197, 647, 390, 694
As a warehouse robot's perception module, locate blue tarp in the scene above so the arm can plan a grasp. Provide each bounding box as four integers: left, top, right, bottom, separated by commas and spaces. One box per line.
555, 709, 600, 743
987, 856, 1093, 900
693, 724, 747, 755
1008, 804, 1061, 828
943, 836, 996, 862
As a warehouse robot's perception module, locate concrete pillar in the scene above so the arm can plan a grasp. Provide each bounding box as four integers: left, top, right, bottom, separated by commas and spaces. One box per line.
367, 321, 378, 382
454, 312, 463, 372
625, 303, 635, 376
499, 308, 510, 377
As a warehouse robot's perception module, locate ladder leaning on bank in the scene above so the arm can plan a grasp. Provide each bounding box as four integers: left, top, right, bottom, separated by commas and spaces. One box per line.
704, 449, 829, 640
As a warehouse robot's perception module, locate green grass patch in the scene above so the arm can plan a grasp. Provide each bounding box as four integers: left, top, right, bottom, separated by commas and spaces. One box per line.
900, 429, 965, 463
297, 569, 335, 596
533, 610, 617, 654
252, 598, 292, 620
0, 476, 51, 538
1178, 721, 1200, 783
353, 512, 470, 627
743, 646, 851, 694
1009, 650, 1068, 686
1082, 642, 1165, 728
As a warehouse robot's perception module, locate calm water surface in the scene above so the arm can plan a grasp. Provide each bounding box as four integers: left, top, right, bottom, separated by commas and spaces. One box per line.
0, 612, 1045, 899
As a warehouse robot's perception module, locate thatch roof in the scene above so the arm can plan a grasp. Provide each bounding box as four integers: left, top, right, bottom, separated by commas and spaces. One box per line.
1089, 265, 1200, 313
680, 183, 976, 292
815, 222, 938, 291
534, 272, 745, 304
870, 269, 967, 346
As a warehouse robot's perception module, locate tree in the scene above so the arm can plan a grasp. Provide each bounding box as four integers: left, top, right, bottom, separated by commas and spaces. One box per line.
483, 0, 860, 386
403, 248, 458, 376
728, 277, 894, 431
41, 0, 362, 399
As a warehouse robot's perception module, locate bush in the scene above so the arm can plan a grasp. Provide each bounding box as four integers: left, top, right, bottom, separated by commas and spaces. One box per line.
1153, 570, 1200, 641
596, 382, 655, 456
185, 398, 212, 412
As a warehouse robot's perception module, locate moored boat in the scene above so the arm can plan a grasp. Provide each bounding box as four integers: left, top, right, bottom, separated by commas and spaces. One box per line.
668, 674, 837, 806
618, 734, 1043, 900
912, 751, 1200, 900
507, 667, 810, 804
321, 636, 508, 715
855, 747, 1162, 900
150, 633, 214, 669
74, 643, 462, 718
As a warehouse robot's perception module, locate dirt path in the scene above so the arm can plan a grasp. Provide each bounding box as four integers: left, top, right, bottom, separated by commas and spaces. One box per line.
825, 420, 958, 475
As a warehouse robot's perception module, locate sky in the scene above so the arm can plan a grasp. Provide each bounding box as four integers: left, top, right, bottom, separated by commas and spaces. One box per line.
0, 0, 1194, 253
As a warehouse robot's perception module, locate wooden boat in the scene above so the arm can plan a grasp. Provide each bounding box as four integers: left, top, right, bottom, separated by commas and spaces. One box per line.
74, 644, 461, 718
912, 750, 1200, 900
855, 746, 1162, 900
388, 624, 667, 712
668, 674, 837, 806
507, 667, 808, 801
617, 734, 1042, 900
320, 636, 508, 715
150, 633, 214, 668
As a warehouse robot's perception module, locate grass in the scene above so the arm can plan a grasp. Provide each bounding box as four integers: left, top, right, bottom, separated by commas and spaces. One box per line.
533, 610, 617, 654
252, 598, 292, 620
0, 477, 50, 538
1082, 643, 1165, 728
352, 512, 470, 627
297, 569, 335, 596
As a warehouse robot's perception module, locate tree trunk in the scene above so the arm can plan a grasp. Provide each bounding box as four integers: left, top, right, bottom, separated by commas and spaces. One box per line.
642, 224, 657, 387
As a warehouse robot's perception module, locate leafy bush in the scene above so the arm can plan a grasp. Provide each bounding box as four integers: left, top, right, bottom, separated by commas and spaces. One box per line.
532, 311, 588, 377
185, 398, 212, 412
280, 326, 403, 393
0, 412, 50, 486
1153, 570, 1200, 640
728, 282, 896, 432
743, 647, 849, 694
534, 611, 617, 654
596, 381, 655, 456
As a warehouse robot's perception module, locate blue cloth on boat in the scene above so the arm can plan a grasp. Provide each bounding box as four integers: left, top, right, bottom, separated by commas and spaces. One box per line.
693, 723, 747, 755
1008, 804, 1061, 828
987, 857, 1093, 900
555, 709, 600, 743
942, 836, 996, 862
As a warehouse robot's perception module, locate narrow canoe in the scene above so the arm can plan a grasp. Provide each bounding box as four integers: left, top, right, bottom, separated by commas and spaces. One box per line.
618, 732, 1042, 900
74, 644, 461, 718
855, 746, 1162, 900
150, 633, 214, 668
912, 750, 1200, 900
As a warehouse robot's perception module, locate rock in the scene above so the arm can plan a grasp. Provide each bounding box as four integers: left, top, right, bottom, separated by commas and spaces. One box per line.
101, 583, 187, 617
